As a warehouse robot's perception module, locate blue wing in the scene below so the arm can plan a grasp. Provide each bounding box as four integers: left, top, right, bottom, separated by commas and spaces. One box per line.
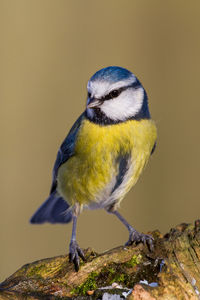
30, 113, 85, 224
50, 112, 85, 193
151, 141, 156, 155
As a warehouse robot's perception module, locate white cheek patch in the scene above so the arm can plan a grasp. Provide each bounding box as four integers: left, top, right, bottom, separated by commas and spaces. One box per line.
100, 88, 144, 121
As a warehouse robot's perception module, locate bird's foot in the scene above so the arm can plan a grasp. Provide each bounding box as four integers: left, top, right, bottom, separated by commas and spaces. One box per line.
125, 228, 154, 251
69, 240, 86, 271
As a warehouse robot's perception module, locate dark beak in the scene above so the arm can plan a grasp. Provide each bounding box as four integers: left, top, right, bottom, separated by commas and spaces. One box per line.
87, 98, 102, 109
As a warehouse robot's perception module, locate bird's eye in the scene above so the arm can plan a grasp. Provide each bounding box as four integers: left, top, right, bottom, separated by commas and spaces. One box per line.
109, 89, 120, 98
88, 92, 91, 98
103, 89, 122, 101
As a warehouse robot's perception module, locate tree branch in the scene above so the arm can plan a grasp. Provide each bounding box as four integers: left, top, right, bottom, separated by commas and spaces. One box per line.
1, 220, 200, 299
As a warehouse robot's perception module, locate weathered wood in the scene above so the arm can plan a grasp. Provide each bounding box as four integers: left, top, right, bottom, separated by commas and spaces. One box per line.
1, 220, 200, 299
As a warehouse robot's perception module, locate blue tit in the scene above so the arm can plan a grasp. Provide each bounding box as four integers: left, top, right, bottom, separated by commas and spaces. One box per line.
30, 66, 157, 271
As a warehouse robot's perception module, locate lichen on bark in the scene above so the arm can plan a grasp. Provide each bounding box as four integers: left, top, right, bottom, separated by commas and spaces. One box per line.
1, 220, 200, 299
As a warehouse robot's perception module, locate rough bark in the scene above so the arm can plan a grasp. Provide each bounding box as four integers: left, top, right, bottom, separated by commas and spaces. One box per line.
1, 220, 200, 299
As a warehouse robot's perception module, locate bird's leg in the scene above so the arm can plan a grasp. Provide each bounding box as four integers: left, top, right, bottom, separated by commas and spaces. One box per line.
69, 207, 86, 271
109, 209, 154, 251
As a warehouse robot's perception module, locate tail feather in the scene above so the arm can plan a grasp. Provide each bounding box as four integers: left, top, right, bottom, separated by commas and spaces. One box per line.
30, 192, 72, 224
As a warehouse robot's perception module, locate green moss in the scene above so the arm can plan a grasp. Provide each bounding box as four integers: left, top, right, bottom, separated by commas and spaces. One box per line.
70, 253, 160, 296
108, 267, 115, 274
126, 254, 142, 267
71, 271, 98, 295
95, 263, 130, 287
27, 264, 47, 278
71, 268, 129, 296
110, 273, 126, 284
26, 259, 64, 279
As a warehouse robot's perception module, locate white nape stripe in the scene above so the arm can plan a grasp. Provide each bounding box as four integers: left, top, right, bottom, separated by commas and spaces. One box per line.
87, 75, 136, 99
100, 87, 144, 121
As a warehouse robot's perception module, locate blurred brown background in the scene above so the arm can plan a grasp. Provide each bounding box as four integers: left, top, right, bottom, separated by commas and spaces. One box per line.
1, 0, 200, 282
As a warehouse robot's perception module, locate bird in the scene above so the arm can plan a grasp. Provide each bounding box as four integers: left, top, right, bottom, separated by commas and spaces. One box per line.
30, 66, 157, 271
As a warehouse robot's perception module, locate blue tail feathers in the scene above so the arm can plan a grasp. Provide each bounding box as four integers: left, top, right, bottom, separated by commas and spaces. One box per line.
30, 192, 72, 224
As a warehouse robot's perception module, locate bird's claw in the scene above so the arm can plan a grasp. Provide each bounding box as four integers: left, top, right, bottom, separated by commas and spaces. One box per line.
69, 240, 86, 272
125, 229, 154, 251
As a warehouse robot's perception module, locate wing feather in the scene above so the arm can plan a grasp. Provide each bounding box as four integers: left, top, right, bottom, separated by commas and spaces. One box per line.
50, 113, 85, 193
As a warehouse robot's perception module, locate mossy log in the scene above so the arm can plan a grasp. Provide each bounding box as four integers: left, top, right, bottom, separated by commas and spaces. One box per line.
1, 220, 200, 299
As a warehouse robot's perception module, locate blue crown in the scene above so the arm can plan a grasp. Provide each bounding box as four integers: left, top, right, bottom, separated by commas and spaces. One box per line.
90, 66, 134, 83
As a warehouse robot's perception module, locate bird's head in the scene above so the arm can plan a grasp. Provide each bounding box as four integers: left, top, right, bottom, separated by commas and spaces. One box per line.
86, 66, 150, 125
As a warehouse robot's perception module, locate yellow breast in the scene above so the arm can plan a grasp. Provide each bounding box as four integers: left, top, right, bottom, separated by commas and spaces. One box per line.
57, 118, 157, 207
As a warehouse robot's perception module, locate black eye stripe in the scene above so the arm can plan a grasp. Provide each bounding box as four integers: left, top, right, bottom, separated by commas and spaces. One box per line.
87, 81, 141, 102
101, 81, 140, 101
103, 88, 123, 100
